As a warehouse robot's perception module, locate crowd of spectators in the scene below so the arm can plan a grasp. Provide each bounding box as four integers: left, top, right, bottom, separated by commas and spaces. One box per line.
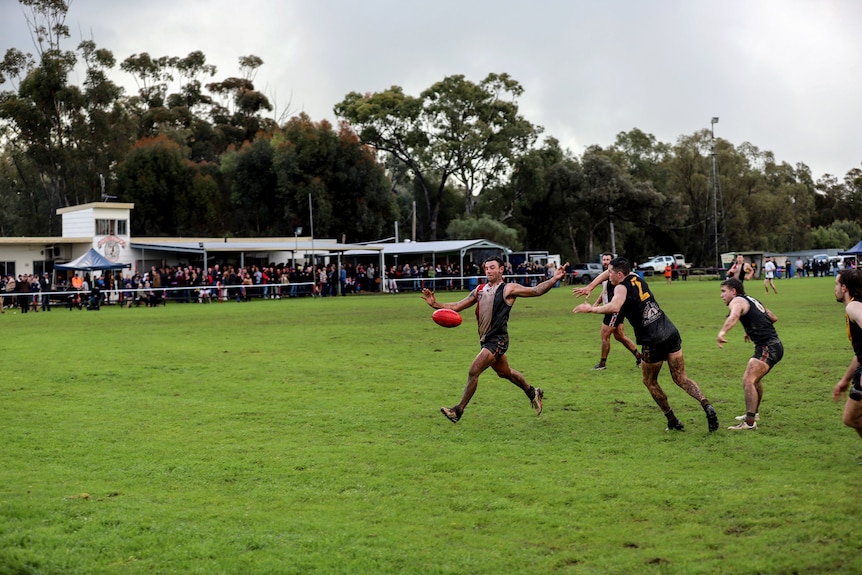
781, 256, 856, 279
0, 259, 555, 311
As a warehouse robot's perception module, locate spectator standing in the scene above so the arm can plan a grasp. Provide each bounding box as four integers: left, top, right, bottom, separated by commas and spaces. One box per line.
16, 274, 31, 313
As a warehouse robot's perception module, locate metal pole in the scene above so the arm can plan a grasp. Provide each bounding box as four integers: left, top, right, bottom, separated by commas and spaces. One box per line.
309, 193, 314, 268
711, 117, 719, 269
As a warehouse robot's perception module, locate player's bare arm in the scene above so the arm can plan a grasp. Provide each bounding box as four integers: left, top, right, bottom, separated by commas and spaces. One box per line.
834, 356, 860, 400
572, 269, 609, 298
505, 263, 568, 302
574, 283, 625, 315
717, 298, 747, 348
833, 301, 862, 399
421, 288, 476, 312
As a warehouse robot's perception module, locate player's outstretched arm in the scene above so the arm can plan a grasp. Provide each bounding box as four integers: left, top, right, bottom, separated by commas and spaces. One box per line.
505, 263, 569, 300
421, 288, 476, 312
572, 269, 609, 298
574, 283, 624, 315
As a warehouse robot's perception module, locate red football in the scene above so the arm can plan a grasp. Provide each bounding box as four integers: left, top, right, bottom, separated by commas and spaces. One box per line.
432, 308, 462, 328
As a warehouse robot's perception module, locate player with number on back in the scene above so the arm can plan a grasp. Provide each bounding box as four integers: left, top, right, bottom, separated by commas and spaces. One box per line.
717, 278, 783, 430
573, 256, 719, 432
420, 256, 568, 424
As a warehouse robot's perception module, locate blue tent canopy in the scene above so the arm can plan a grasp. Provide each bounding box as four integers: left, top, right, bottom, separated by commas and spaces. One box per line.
54, 248, 130, 271
839, 240, 862, 256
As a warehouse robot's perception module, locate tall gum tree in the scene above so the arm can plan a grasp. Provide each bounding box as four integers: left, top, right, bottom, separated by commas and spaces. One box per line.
335, 73, 538, 240
0, 0, 133, 231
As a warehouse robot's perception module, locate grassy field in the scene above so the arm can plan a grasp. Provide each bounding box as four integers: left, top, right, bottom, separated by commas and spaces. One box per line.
1, 276, 861, 575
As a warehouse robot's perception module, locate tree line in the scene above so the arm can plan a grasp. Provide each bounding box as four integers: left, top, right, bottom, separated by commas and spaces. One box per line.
1, 0, 861, 266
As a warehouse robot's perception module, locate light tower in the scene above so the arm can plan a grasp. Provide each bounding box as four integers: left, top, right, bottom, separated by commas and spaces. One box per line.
710, 117, 721, 269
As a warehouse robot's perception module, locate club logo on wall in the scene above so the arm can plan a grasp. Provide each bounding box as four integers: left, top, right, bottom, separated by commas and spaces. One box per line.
97, 235, 126, 262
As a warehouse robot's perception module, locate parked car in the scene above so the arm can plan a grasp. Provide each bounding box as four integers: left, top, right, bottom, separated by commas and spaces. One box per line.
637, 255, 676, 272
569, 262, 604, 284
638, 254, 690, 272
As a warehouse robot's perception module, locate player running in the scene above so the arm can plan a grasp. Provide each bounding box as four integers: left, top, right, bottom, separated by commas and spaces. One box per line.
717, 278, 783, 430
832, 268, 862, 442
588, 252, 642, 370
420, 256, 568, 423
573, 256, 719, 432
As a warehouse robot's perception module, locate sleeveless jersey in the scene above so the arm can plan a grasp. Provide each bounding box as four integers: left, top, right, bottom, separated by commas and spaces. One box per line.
474, 281, 511, 344
619, 273, 677, 345
728, 262, 745, 284
602, 279, 624, 322
847, 303, 862, 362
736, 295, 779, 346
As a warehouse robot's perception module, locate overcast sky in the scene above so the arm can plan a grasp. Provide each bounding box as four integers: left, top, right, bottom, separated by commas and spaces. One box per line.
2, 0, 860, 180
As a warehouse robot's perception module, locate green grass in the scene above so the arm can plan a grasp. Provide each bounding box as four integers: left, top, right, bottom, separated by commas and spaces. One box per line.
1, 277, 861, 575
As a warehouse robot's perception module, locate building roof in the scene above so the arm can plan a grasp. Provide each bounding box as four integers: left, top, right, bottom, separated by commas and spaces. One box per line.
0, 237, 91, 244
344, 239, 511, 257
56, 202, 135, 214
131, 239, 383, 254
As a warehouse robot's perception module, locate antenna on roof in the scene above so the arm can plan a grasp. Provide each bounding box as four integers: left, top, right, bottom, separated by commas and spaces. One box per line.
99, 174, 116, 201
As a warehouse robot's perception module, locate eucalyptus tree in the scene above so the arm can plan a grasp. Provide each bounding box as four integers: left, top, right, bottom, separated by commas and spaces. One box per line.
222, 134, 277, 236
0, 0, 133, 232
579, 147, 668, 261
421, 73, 540, 215
270, 114, 397, 242
664, 132, 719, 266
206, 55, 277, 151
481, 137, 584, 261
335, 73, 539, 240
115, 135, 190, 236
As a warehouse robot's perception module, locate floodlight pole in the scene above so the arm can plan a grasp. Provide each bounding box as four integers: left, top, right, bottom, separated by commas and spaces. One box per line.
711, 117, 720, 269
293, 226, 303, 269
309, 193, 314, 269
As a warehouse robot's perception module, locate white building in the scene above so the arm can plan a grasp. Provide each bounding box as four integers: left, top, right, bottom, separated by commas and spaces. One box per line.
0, 202, 383, 280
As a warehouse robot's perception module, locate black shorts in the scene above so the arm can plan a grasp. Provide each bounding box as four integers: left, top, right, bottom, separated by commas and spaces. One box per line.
752, 340, 783, 368
850, 365, 862, 402
481, 335, 509, 358
640, 329, 682, 364
602, 312, 623, 328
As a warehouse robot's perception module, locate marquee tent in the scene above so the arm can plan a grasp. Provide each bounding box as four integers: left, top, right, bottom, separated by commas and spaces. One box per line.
839, 240, 862, 257
54, 248, 131, 271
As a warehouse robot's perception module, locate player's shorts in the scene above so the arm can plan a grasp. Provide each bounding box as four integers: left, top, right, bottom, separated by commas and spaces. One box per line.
850, 365, 862, 402
752, 340, 783, 368
602, 312, 623, 328
481, 335, 509, 359
640, 329, 682, 364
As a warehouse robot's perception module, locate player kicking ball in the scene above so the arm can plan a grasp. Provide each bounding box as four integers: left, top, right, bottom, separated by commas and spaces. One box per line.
421, 257, 568, 423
